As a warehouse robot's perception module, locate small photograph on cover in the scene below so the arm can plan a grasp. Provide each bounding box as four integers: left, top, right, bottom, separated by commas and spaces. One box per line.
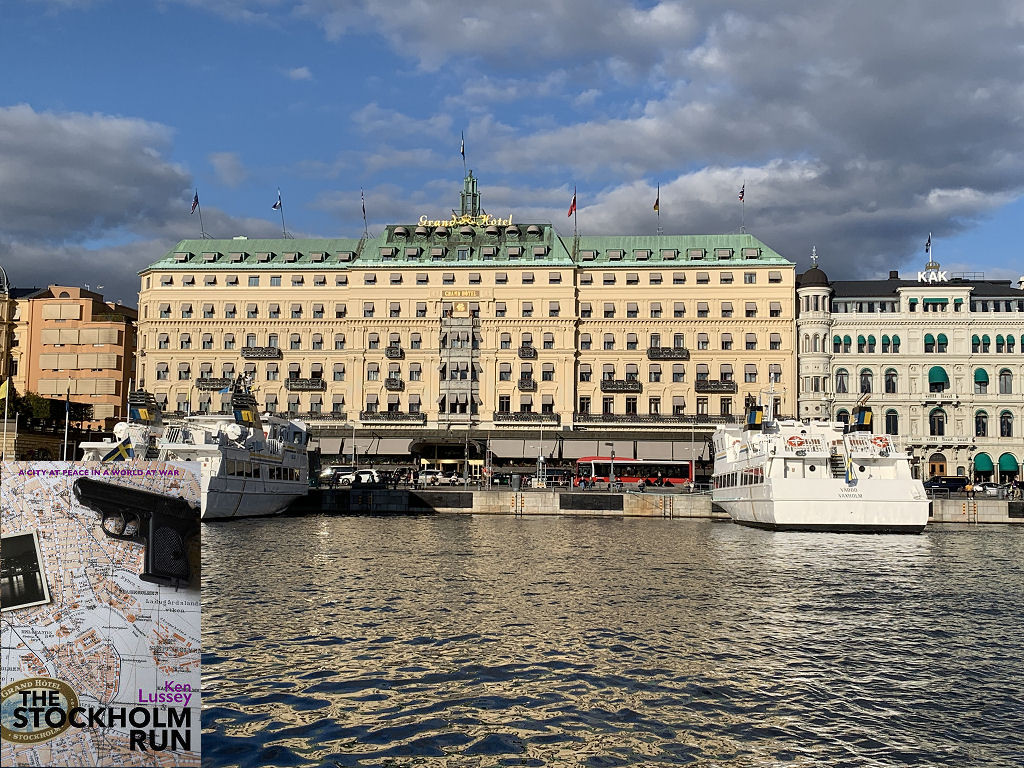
0, 530, 51, 612
1, 461, 201, 768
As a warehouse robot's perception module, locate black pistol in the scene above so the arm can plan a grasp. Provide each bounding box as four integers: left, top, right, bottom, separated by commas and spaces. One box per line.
72, 477, 200, 588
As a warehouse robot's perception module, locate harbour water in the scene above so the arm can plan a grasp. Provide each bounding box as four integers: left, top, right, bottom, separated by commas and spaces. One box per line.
202, 516, 1024, 767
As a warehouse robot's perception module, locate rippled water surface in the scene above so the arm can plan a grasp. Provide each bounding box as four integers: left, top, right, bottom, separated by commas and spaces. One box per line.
202, 516, 1024, 767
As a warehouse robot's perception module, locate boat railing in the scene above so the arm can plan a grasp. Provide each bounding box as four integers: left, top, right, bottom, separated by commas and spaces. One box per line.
164, 425, 184, 444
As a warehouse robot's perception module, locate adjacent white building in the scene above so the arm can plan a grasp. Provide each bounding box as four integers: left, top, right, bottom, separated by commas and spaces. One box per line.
797, 258, 1024, 482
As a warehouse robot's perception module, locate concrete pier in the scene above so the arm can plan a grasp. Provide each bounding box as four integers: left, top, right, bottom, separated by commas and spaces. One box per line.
289, 488, 1024, 525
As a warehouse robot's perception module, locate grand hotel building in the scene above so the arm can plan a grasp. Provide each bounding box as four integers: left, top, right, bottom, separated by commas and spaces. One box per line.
136, 173, 797, 466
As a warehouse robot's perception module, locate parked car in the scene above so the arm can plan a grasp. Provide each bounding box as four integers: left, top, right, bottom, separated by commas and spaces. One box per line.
319, 465, 355, 485
444, 472, 469, 485
334, 468, 382, 486
974, 481, 1008, 497
923, 476, 969, 493
417, 469, 445, 486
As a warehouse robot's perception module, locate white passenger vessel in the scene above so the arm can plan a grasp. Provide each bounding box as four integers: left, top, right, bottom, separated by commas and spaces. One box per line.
80, 379, 309, 519
711, 393, 928, 533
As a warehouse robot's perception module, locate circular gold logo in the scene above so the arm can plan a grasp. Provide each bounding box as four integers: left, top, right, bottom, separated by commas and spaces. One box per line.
1, 677, 79, 744
454, 301, 467, 312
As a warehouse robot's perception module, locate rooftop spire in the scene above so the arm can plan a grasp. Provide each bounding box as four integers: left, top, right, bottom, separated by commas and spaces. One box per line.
459, 170, 481, 217
810, 245, 818, 268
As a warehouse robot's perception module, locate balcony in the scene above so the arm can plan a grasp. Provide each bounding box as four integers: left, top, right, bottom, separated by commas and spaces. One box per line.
574, 412, 738, 425
241, 346, 282, 359
384, 377, 405, 391
647, 346, 690, 360
600, 379, 643, 393
359, 410, 427, 423
518, 378, 537, 392
385, 346, 405, 359
695, 380, 737, 394
492, 411, 561, 424
284, 377, 327, 391
518, 346, 537, 359
195, 377, 232, 391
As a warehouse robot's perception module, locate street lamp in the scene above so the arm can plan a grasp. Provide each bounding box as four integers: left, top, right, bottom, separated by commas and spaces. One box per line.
605, 441, 616, 486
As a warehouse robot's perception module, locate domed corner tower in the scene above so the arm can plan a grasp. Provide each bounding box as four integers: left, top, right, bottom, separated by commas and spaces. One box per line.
795, 249, 833, 421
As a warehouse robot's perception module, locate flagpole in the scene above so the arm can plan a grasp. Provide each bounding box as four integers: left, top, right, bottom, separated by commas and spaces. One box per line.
740, 179, 745, 233
655, 183, 662, 235
2, 377, 9, 460
573, 185, 578, 237
274, 188, 288, 237
62, 385, 70, 461
461, 131, 467, 177
197, 199, 208, 238
361, 188, 369, 238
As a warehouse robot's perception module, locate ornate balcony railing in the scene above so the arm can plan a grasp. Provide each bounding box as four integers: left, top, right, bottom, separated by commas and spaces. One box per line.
385, 346, 405, 359
359, 410, 427, 423
518, 346, 537, 359
573, 412, 738, 425
241, 346, 282, 359
600, 379, 643, 393
695, 380, 738, 394
284, 377, 327, 391
195, 377, 232, 391
492, 411, 561, 424
300, 411, 349, 421
646, 346, 690, 360
518, 378, 537, 391
384, 377, 405, 391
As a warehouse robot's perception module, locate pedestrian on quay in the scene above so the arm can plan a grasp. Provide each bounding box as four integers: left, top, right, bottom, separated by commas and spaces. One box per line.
966, 480, 975, 500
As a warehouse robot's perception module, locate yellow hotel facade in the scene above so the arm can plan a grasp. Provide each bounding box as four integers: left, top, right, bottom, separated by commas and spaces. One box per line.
136, 174, 796, 464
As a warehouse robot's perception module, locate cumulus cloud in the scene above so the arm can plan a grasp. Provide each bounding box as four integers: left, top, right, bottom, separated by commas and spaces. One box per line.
287, 65, 313, 80
208, 151, 249, 188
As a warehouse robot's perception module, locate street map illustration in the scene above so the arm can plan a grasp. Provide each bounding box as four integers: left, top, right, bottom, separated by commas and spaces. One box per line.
1, 461, 201, 767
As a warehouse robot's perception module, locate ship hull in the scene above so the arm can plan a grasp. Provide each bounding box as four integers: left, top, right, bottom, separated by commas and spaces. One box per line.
201, 483, 306, 520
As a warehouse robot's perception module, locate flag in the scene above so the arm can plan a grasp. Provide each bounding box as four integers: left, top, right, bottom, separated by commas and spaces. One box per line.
361, 188, 366, 219
0, 379, 8, 400
925, 233, 932, 254
218, 386, 231, 394
272, 189, 282, 210
653, 186, 660, 212
191, 191, 199, 215
567, 191, 576, 217
738, 184, 745, 202
845, 456, 856, 484
460, 131, 465, 159
65, 390, 70, 418
129, 406, 151, 422
102, 436, 135, 462
234, 408, 257, 427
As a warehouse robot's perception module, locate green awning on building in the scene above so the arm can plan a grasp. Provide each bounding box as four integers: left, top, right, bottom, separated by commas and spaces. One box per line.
867, 334, 876, 345
924, 333, 935, 344
996, 334, 1004, 344
843, 335, 852, 344
908, 298, 919, 304
972, 334, 980, 344
928, 366, 949, 385
937, 333, 948, 345
974, 368, 989, 383
954, 297, 964, 304
982, 334, 991, 343
882, 334, 890, 344
998, 454, 1019, 472
857, 334, 866, 344
833, 335, 841, 344
974, 454, 994, 473
891, 334, 901, 345
923, 298, 948, 304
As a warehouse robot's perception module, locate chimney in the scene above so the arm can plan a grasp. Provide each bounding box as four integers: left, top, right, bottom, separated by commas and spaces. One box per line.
889, 270, 899, 279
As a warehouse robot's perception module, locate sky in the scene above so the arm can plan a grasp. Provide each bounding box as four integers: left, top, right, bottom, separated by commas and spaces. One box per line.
2, 0, 1023, 307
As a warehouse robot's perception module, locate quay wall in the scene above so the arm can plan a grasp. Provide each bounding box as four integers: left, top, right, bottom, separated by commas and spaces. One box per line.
930, 498, 1024, 525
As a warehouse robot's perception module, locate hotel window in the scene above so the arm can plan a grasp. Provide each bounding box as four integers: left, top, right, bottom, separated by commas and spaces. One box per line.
202, 334, 213, 350
203, 304, 214, 318
290, 334, 301, 350
650, 273, 662, 285
696, 397, 708, 415
269, 304, 280, 319
469, 272, 481, 284
721, 333, 733, 351
268, 334, 278, 348
649, 302, 662, 318
549, 301, 560, 317
246, 334, 257, 347
180, 334, 191, 350
522, 301, 534, 318
293, 275, 305, 286
673, 365, 685, 383
182, 275, 196, 286
543, 333, 555, 349
578, 396, 591, 414
721, 302, 733, 318
416, 302, 427, 318
498, 395, 511, 413
674, 302, 685, 318
312, 334, 323, 350
999, 369, 1013, 394
627, 302, 639, 318
495, 301, 507, 318
697, 333, 709, 350
549, 272, 562, 284
443, 272, 455, 285
409, 363, 422, 381
770, 301, 782, 317
367, 363, 380, 381
368, 333, 380, 350
720, 272, 734, 284
457, 247, 470, 260
580, 273, 593, 285
835, 369, 849, 393
313, 303, 324, 318
603, 273, 616, 285
390, 273, 403, 285
291, 304, 302, 318
158, 334, 169, 350
604, 303, 615, 318
650, 333, 661, 348
335, 303, 346, 319
495, 272, 508, 284
499, 363, 512, 381
720, 398, 732, 416
181, 304, 193, 319
626, 333, 638, 350
744, 272, 756, 284
581, 302, 592, 318
1000, 411, 1013, 437
390, 302, 401, 318
673, 272, 685, 285
178, 365, 191, 381
745, 364, 758, 383
417, 273, 429, 285
770, 333, 782, 350
500, 333, 512, 350
522, 272, 535, 284
649, 364, 662, 383
626, 273, 639, 285
603, 397, 614, 415
625, 397, 638, 415
697, 302, 709, 318
885, 410, 899, 435
542, 363, 555, 381
604, 334, 615, 350
335, 275, 348, 286
672, 396, 685, 415
696, 272, 710, 284
580, 334, 592, 350
579, 364, 592, 382
885, 369, 898, 393
410, 333, 422, 350
314, 275, 326, 286
745, 333, 757, 350
226, 303, 238, 319
745, 302, 757, 318
270, 275, 281, 286
363, 302, 375, 318
161, 276, 173, 286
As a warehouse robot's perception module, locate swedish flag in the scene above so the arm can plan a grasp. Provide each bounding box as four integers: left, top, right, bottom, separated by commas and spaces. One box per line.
234, 409, 256, 427
102, 436, 134, 462
129, 407, 151, 422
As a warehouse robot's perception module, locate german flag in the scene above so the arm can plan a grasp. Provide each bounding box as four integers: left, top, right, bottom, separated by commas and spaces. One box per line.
102, 437, 134, 462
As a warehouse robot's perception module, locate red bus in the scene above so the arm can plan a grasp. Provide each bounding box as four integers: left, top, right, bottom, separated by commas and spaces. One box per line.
574, 456, 694, 487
